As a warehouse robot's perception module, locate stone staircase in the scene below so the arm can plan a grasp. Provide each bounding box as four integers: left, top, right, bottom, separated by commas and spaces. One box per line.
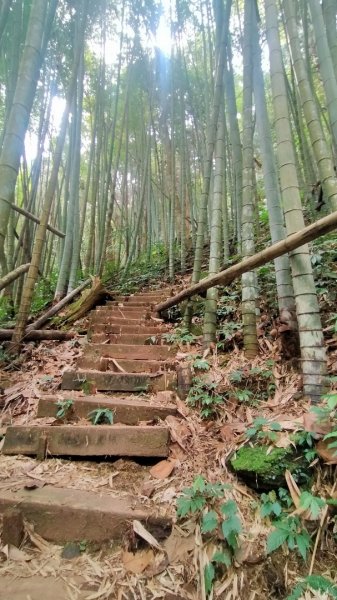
0, 287, 178, 544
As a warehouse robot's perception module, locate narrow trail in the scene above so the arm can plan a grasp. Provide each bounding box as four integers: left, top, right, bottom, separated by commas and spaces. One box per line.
0, 287, 179, 544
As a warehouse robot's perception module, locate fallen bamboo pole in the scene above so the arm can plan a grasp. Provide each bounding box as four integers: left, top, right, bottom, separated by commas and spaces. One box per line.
0, 329, 73, 341
27, 278, 91, 331
0, 263, 30, 292
1, 197, 65, 238
155, 210, 337, 313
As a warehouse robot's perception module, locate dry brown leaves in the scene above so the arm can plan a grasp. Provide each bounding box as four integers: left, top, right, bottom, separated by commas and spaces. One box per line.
0, 333, 335, 598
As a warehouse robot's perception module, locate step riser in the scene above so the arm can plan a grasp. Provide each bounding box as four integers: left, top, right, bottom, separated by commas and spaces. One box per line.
96, 307, 149, 314
3, 425, 169, 457
90, 324, 163, 335
37, 395, 177, 423
90, 333, 163, 345
62, 370, 175, 392
94, 310, 152, 320
76, 356, 173, 373
90, 316, 145, 325
0, 487, 171, 543
114, 293, 168, 300
83, 344, 175, 361
107, 301, 158, 307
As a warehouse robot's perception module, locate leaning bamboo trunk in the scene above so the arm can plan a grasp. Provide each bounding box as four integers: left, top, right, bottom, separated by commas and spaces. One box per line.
27, 278, 91, 331
155, 210, 337, 313
0, 263, 29, 292
0, 330, 73, 341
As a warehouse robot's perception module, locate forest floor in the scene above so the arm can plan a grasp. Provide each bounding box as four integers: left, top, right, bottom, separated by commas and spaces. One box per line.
0, 264, 337, 599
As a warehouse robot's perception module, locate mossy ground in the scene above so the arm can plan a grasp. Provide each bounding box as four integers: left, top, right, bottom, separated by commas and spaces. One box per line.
230, 444, 310, 490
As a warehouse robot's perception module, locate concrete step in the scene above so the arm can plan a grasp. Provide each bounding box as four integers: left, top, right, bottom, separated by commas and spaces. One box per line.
95, 308, 152, 320
0, 486, 171, 543
2, 424, 169, 457
61, 369, 175, 392
138, 289, 172, 296
83, 343, 175, 361
107, 300, 157, 307
90, 333, 163, 345
89, 314, 145, 324
76, 355, 173, 373
96, 306, 149, 314
90, 323, 163, 335
112, 295, 166, 304
37, 394, 177, 423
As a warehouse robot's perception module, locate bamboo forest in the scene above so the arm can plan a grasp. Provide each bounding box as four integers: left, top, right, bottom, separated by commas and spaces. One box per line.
2, 0, 337, 598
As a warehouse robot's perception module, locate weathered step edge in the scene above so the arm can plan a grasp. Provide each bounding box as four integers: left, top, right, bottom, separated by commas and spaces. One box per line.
0, 486, 171, 543
90, 324, 164, 334
61, 370, 175, 392
76, 356, 174, 373
90, 333, 163, 345
2, 425, 169, 457
37, 394, 177, 424
82, 344, 176, 361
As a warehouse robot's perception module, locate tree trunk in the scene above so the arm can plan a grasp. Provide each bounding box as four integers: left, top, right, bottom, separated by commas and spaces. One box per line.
240, 0, 258, 358
252, 5, 297, 325
0, 0, 52, 275
266, 0, 327, 401
284, 0, 337, 212
10, 1, 89, 349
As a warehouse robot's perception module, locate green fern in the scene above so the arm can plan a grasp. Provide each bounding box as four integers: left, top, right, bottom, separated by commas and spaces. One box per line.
287, 575, 337, 600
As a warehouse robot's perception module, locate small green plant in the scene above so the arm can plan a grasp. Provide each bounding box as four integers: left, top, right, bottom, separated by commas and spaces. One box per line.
267, 515, 311, 560
229, 369, 244, 383
260, 491, 283, 518
259, 487, 293, 518
31, 270, 58, 315
311, 392, 337, 456
294, 429, 317, 462
278, 487, 293, 508
177, 476, 241, 597
311, 392, 337, 423
233, 389, 255, 404
227, 364, 275, 402
56, 399, 74, 419
176, 475, 230, 517
88, 408, 114, 425
187, 377, 224, 418
80, 379, 92, 394
287, 575, 337, 600
299, 491, 325, 519
163, 327, 197, 345
246, 416, 282, 442
193, 356, 210, 371
0, 346, 10, 364
203, 500, 242, 595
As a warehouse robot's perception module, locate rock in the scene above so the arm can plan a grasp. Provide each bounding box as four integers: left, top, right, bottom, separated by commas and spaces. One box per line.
229, 444, 310, 490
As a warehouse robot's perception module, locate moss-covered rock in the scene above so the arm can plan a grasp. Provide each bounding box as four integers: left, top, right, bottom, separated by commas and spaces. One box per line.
229, 444, 311, 491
